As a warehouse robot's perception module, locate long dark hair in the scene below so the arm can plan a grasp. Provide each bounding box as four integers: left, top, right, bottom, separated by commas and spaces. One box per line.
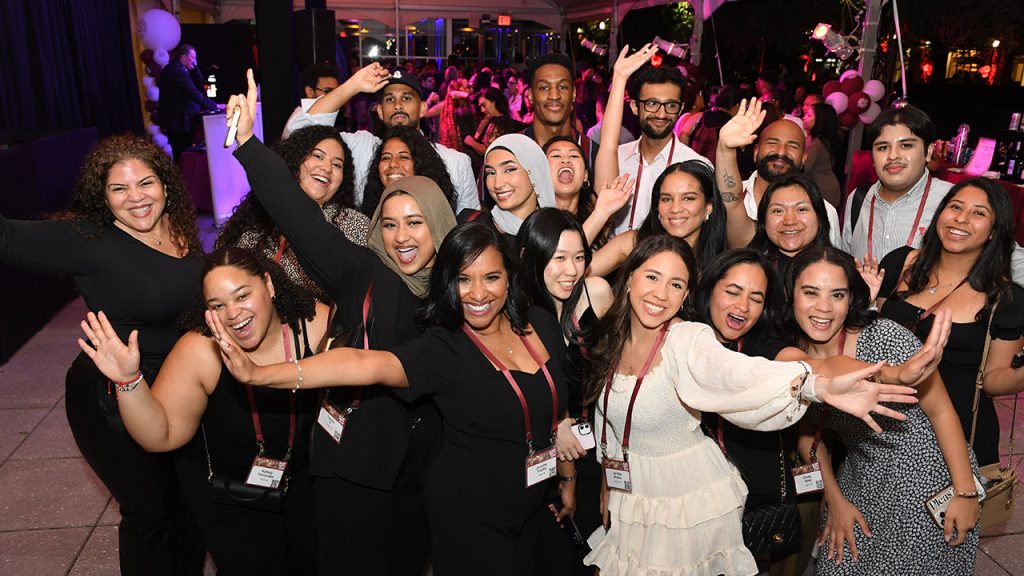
691, 249, 785, 341
361, 125, 457, 217
809, 102, 842, 159
637, 160, 727, 267
783, 245, 877, 349
481, 86, 510, 116
516, 208, 590, 340
584, 235, 697, 404
902, 178, 1016, 320
748, 173, 831, 262
542, 135, 598, 235
55, 134, 201, 257
418, 222, 531, 333
181, 247, 316, 336
216, 125, 357, 250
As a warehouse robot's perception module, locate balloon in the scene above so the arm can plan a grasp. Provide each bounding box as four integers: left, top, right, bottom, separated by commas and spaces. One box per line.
849, 91, 872, 114
146, 123, 161, 136
153, 48, 170, 67
144, 100, 158, 112
138, 9, 181, 51
839, 109, 860, 129
825, 92, 848, 115
863, 79, 885, 102
152, 133, 169, 147
840, 74, 864, 95
140, 49, 155, 65
162, 145, 173, 157
859, 102, 882, 124
146, 86, 160, 102
822, 80, 842, 98
145, 64, 163, 78
839, 69, 861, 83
141, 76, 155, 88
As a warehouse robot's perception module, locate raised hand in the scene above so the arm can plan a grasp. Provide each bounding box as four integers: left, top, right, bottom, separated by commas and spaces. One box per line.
205, 310, 260, 385
815, 362, 918, 433
855, 255, 884, 304
225, 69, 258, 145
348, 61, 392, 95
78, 311, 140, 383
593, 175, 634, 220
718, 98, 765, 150
612, 43, 658, 81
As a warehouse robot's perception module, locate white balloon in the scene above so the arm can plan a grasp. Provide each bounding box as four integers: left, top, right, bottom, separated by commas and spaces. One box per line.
162, 145, 174, 157
152, 133, 169, 147
138, 9, 181, 51
859, 102, 882, 124
863, 79, 886, 102
146, 86, 160, 102
153, 48, 170, 67
142, 76, 155, 88
146, 123, 161, 136
826, 92, 849, 115
839, 69, 861, 83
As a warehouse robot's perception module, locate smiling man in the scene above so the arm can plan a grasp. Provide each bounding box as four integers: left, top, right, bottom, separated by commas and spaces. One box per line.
284, 64, 479, 213
611, 64, 710, 236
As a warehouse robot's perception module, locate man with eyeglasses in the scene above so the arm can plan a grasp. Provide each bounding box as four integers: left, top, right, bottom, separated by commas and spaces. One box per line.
611, 63, 710, 236
281, 63, 342, 139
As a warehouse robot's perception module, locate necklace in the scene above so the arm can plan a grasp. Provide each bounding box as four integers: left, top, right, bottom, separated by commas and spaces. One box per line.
928, 278, 963, 295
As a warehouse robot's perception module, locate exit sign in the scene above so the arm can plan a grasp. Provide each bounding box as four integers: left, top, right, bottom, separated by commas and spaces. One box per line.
497, 13, 512, 26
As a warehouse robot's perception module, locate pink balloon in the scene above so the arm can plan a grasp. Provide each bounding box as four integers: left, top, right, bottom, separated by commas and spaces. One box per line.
859, 102, 882, 124
822, 80, 842, 97
863, 79, 885, 102
840, 75, 864, 95
825, 92, 849, 115
839, 69, 861, 83
849, 91, 872, 114
839, 109, 860, 129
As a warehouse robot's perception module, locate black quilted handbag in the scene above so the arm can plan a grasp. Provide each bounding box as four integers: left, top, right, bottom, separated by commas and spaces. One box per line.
742, 495, 802, 556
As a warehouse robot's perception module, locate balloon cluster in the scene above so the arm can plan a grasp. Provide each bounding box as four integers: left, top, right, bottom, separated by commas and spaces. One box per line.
137, 9, 181, 157
822, 70, 885, 130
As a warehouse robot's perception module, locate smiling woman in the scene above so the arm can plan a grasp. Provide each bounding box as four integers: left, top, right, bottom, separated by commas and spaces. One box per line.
748, 173, 832, 271
360, 125, 458, 219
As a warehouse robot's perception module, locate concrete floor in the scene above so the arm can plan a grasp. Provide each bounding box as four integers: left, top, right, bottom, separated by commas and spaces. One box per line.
1, 216, 1023, 574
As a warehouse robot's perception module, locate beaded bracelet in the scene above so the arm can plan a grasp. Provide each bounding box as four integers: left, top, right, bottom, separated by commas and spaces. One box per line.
112, 372, 144, 393
955, 490, 981, 499
292, 358, 303, 393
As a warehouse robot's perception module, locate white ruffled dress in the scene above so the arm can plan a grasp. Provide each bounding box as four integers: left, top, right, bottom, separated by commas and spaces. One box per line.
584, 321, 812, 576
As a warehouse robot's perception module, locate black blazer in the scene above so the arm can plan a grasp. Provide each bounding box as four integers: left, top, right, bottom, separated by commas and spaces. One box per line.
157, 62, 217, 132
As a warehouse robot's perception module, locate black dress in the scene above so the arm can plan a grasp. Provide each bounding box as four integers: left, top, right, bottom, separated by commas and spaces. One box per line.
390, 307, 569, 576
0, 215, 203, 575
234, 139, 440, 576
879, 246, 1024, 465
176, 324, 318, 576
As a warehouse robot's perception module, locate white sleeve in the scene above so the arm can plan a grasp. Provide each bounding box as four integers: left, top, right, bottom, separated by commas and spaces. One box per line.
282, 97, 340, 139
1012, 244, 1024, 285
662, 322, 809, 431
825, 201, 842, 248
340, 131, 381, 207
436, 145, 480, 211
841, 191, 855, 252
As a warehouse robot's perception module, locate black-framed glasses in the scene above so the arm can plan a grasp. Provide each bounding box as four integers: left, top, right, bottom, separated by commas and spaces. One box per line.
637, 99, 682, 114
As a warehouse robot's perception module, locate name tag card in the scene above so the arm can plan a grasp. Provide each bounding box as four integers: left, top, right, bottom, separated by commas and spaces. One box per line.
604, 459, 632, 492
792, 462, 824, 495
317, 400, 347, 444
246, 456, 288, 489
526, 446, 558, 487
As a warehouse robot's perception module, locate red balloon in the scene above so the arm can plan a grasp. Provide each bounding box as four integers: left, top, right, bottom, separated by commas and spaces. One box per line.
839, 109, 860, 129
140, 49, 155, 65
145, 64, 163, 78
840, 75, 864, 95
822, 80, 842, 97
848, 91, 872, 114
144, 101, 158, 112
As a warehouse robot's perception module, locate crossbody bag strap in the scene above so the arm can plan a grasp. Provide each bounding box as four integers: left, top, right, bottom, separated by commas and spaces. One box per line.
969, 297, 1000, 447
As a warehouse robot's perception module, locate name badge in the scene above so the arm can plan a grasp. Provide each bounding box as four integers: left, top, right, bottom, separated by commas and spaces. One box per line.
317, 399, 347, 444
792, 462, 824, 495
572, 420, 596, 450
245, 456, 288, 489
604, 459, 632, 492
525, 446, 558, 487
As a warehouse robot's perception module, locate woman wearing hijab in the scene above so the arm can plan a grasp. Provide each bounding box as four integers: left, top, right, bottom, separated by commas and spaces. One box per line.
227, 71, 457, 576
460, 133, 557, 245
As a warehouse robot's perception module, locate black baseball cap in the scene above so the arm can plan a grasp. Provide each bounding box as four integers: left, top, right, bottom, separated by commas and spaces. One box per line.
378, 70, 421, 97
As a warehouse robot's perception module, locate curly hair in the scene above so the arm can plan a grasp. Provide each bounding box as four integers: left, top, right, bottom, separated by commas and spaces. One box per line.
54, 134, 201, 257
583, 235, 697, 405
216, 125, 356, 250
360, 125, 457, 217
180, 247, 316, 336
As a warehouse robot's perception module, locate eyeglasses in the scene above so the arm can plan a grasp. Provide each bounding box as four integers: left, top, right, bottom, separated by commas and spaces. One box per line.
637, 99, 682, 114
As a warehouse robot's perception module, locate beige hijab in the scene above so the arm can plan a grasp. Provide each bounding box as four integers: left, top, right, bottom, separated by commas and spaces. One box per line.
366, 175, 457, 298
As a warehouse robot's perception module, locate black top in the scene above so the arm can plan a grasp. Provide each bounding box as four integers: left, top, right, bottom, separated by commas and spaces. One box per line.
456, 207, 517, 248
234, 138, 431, 489
0, 215, 201, 378
391, 307, 568, 456
565, 304, 596, 420
879, 245, 1024, 465
156, 61, 218, 133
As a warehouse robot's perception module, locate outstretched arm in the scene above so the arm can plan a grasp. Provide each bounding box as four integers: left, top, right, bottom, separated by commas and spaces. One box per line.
716, 98, 764, 248
581, 174, 633, 245
593, 44, 656, 189
307, 62, 391, 115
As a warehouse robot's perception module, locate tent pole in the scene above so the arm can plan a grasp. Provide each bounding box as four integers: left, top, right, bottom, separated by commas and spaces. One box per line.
843, 0, 882, 182
689, 0, 703, 66
609, 0, 620, 65
395, 0, 401, 65
710, 11, 723, 85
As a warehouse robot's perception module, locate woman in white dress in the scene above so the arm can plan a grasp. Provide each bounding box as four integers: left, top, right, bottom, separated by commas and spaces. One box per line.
581, 235, 948, 576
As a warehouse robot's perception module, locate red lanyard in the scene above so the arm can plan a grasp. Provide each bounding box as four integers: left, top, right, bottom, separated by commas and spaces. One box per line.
628, 137, 676, 230
866, 175, 932, 261
910, 276, 969, 332
245, 325, 297, 459
600, 322, 669, 461
462, 324, 560, 453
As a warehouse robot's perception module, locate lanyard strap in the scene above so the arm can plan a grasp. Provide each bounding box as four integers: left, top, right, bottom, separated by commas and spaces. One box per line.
917, 277, 969, 325
866, 175, 932, 261
273, 236, 288, 263
244, 325, 297, 459
601, 323, 669, 461
462, 324, 560, 452
627, 138, 676, 230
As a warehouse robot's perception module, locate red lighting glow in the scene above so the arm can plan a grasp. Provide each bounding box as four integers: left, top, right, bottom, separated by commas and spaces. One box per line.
651, 53, 663, 67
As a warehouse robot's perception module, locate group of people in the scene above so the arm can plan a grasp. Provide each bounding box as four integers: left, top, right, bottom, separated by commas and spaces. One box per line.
2, 41, 1023, 576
